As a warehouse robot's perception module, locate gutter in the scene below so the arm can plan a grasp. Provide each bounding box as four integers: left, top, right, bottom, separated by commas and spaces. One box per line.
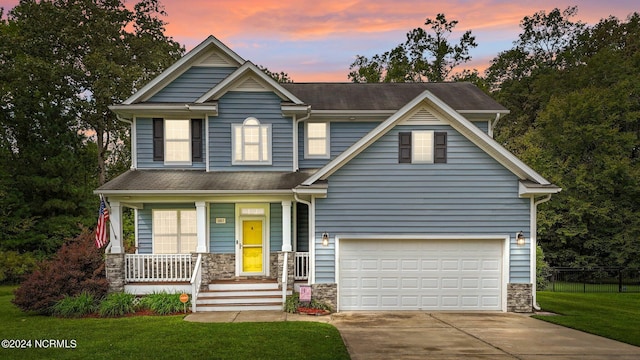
532, 194, 553, 311
488, 113, 501, 138
293, 106, 311, 171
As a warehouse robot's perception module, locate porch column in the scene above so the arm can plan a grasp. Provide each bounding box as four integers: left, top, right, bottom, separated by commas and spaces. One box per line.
196, 201, 207, 253
281, 200, 292, 252
109, 200, 123, 254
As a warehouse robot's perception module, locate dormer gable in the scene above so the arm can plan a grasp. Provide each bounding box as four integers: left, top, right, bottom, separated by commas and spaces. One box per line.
123, 35, 245, 105
196, 61, 305, 105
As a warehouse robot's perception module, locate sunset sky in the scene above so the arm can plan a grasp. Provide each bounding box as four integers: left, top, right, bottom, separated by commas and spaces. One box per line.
1, 0, 638, 81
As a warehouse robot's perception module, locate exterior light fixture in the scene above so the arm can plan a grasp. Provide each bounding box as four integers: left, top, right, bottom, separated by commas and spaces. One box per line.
516, 231, 526, 246
322, 232, 329, 247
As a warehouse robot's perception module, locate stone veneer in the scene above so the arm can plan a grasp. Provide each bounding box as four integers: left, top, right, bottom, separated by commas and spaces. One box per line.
105, 253, 125, 293
507, 283, 533, 312
276, 252, 295, 291
311, 283, 337, 311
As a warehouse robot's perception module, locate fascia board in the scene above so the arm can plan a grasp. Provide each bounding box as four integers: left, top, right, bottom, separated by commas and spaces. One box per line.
518, 181, 562, 197
95, 189, 293, 196
109, 104, 218, 118
195, 62, 305, 104
123, 36, 244, 105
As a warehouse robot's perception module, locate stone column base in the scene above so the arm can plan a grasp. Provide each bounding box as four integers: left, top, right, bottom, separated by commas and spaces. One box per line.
507, 283, 532, 312
311, 283, 337, 311
105, 253, 125, 293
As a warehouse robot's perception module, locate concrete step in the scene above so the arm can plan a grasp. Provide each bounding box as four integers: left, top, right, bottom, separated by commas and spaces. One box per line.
198, 289, 283, 298
197, 295, 283, 305
208, 282, 279, 291
196, 304, 284, 312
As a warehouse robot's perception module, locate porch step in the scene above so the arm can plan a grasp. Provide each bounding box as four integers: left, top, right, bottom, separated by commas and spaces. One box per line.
195, 280, 291, 312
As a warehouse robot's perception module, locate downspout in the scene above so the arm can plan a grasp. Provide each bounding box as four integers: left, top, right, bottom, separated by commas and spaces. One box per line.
293, 107, 312, 171
116, 114, 136, 169
531, 194, 552, 311
489, 113, 501, 138
294, 191, 313, 285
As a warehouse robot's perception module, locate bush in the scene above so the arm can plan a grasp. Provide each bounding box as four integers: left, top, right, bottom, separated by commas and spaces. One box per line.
99, 292, 137, 317
284, 292, 332, 313
0, 251, 37, 284
537, 245, 552, 290
52, 292, 98, 318
12, 229, 109, 314
139, 292, 189, 315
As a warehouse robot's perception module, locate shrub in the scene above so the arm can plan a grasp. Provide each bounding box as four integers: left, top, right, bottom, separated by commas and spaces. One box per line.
139, 292, 189, 315
0, 250, 37, 284
12, 229, 109, 314
52, 292, 98, 318
284, 292, 332, 313
537, 245, 552, 290
99, 292, 137, 317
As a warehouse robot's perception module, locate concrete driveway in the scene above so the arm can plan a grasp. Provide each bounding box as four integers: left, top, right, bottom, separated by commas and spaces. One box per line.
331, 312, 640, 360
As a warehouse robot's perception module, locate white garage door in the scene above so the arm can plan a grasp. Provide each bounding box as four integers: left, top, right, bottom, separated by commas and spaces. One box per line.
338, 238, 504, 311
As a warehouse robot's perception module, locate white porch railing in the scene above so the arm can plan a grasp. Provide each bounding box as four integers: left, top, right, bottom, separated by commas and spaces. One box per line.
125, 254, 193, 282
294, 252, 309, 280
190, 254, 203, 313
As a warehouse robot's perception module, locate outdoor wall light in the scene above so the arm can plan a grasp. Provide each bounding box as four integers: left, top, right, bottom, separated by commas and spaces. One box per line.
516, 231, 526, 246
322, 232, 329, 247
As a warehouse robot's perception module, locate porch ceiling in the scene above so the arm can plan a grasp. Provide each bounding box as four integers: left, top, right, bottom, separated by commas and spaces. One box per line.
96, 169, 320, 193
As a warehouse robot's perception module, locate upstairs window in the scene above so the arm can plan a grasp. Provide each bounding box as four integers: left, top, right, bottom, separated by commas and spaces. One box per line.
153, 118, 203, 164
305, 122, 330, 158
232, 117, 271, 164
399, 131, 447, 164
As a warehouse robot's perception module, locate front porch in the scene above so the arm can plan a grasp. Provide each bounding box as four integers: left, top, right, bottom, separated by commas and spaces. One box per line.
105, 252, 310, 311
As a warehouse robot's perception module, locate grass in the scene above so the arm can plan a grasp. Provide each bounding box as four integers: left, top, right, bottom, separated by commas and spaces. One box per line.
0, 286, 350, 360
547, 281, 640, 292
535, 291, 640, 346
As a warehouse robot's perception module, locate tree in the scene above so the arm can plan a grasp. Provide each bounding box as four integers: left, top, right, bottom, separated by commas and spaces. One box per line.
348, 14, 477, 83
259, 65, 294, 83
0, 0, 183, 253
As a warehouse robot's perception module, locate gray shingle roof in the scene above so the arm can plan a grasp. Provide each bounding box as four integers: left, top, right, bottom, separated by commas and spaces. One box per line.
281, 82, 507, 111
97, 169, 319, 193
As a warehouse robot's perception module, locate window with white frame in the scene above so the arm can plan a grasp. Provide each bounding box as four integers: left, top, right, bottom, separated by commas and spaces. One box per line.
305, 122, 330, 158
412, 131, 434, 163
164, 119, 191, 164
232, 117, 271, 164
153, 210, 197, 254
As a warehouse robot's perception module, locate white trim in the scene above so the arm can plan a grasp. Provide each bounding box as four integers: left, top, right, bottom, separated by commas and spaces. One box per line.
196, 62, 304, 104
134, 208, 139, 254
519, 181, 562, 196
205, 115, 210, 171
123, 36, 244, 105
334, 234, 510, 312
304, 121, 330, 159
303, 90, 552, 187
309, 197, 316, 284
231, 118, 272, 165
131, 117, 138, 169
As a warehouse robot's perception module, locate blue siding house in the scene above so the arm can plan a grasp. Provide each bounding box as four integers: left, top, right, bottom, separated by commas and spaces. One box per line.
98, 36, 560, 313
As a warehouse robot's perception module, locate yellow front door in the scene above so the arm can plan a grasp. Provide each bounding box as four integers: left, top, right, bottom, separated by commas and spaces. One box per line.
242, 220, 263, 273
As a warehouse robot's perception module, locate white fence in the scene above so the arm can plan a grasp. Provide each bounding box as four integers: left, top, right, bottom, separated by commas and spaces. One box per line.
125, 254, 193, 282
294, 252, 309, 280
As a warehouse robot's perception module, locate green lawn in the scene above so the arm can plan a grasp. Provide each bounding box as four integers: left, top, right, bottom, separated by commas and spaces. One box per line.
535, 291, 640, 347
0, 287, 350, 360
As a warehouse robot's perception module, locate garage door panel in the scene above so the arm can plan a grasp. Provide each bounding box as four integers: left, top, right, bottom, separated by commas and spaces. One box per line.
339, 238, 503, 311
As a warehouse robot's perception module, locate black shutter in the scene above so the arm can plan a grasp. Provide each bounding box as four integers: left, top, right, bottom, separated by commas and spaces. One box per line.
398, 132, 412, 163
191, 119, 203, 162
434, 132, 447, 163
152, 118, 164, 161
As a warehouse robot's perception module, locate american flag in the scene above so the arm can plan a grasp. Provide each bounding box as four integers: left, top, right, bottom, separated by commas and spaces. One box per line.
95, 198, 110, 248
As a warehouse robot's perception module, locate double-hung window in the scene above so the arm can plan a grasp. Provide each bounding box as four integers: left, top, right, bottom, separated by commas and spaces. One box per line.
399, 130, 447, 164
232, 117, 271, 164
152, 118, 203, 164
153, 210, 197, 254
305, 122, 330, 158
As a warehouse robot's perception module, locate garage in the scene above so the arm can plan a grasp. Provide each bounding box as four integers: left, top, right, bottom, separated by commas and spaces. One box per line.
337, 237, 507, 311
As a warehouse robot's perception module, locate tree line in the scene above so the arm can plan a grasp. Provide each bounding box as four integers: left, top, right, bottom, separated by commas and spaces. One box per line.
0, 2, 638, 273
